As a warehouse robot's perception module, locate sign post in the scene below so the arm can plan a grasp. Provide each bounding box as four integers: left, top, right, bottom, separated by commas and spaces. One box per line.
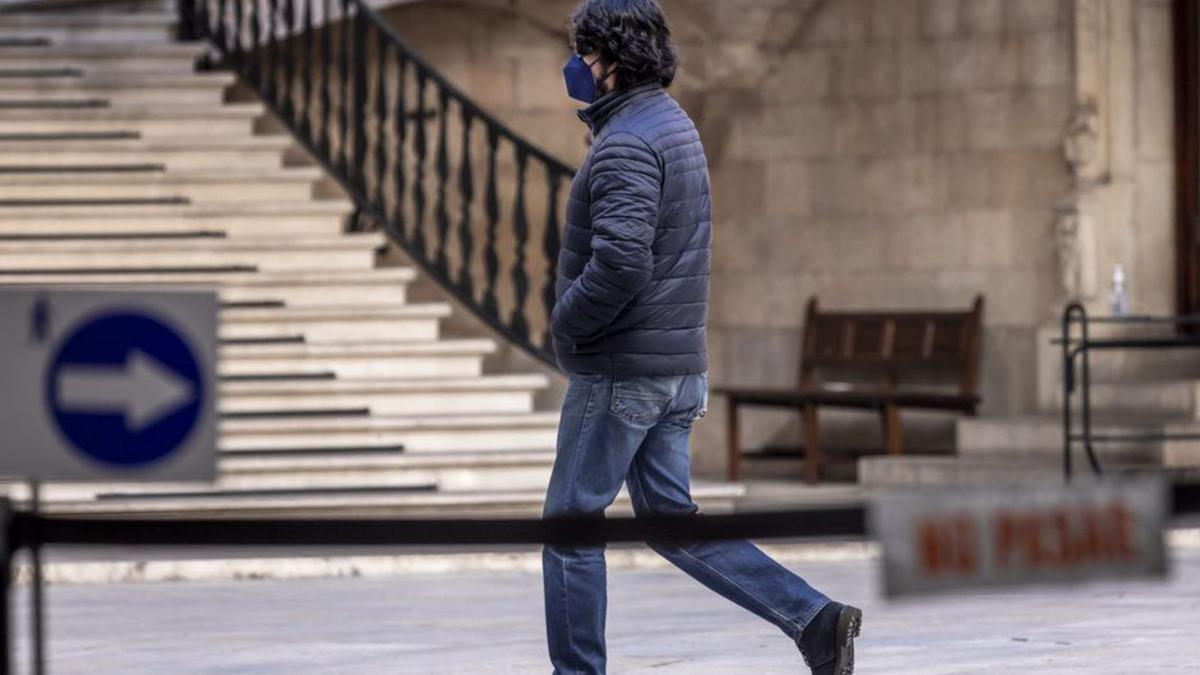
0, 287, 218, 675
872, 478, 1169, 598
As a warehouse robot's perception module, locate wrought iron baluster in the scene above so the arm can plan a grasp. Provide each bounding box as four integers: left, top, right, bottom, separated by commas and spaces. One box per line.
188, 0, 573, 368
351, 8, 368, 192
480, 127, 501, 317
339, 0, 352, 176
510, 146, 531, 339
411, 72, 428, 257
298, 0, 313, 142
215, 0, 227, 51
231, 0, 244, 70
318, 0, 332, 154
391, 55, 408, 240
280, 0, 296, 122
456, 109, 475, 297
266, 0, 279, 103
542, 170, 563, 348
248, 0, 261, 82
433, 88, 451, 277
372, 31, 389, 211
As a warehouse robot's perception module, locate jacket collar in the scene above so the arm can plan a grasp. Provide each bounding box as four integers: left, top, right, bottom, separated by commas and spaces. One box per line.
577, 80, 663, 134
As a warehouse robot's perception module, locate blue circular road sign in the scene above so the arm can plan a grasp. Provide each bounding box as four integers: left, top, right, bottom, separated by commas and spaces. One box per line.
44, 311, 204, 467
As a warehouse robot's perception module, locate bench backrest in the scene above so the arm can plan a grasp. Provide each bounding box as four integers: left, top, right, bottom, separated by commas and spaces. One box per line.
799, 296, 985, 402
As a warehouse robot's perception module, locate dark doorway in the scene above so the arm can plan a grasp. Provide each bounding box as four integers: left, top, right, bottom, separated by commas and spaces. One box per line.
1174, 0, 1200, 318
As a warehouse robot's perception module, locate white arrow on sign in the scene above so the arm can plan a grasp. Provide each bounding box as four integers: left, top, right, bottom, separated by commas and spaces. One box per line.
57, 349, 196, 432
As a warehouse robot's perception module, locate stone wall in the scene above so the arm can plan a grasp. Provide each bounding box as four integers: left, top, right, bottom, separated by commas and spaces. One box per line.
381, 0, 1176, 476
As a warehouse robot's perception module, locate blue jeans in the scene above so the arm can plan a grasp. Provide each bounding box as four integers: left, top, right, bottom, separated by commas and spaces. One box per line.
542, 372, 831, 674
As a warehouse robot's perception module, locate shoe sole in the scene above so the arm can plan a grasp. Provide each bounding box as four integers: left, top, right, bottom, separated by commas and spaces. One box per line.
834, 605, 862, 675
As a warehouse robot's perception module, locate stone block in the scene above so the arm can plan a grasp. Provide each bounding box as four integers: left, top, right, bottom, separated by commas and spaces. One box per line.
1010, 89, 1070, 148
1136, 0, 1175, 162
514, 55, 573, 112
764, 160, 812, 217
763, 215, 833, 271
807, 158, 861, 217
897, 155, 950, 212
729, 104, 837, 160
711, 214, 773, 272
964, 91, 1013, 150
898, 42, 940, 95
919, 0, 960, 38
711, 272, 774, 326
762, 50, 833, 103
1006, 0, 1065, 32
889, 212, 967, 270
970, 36, 1023, 89
945, 154, 992, 208
1133, 161, 1176, 315
1020, 31, 1071, 87
711, 160, 769, 221
823, 216, 889, 270
962, 208, 1015, 268
960, 0, 1005, 35
935, 39, 975, 92
836, 44, 901, 99
868, 0, 922, 41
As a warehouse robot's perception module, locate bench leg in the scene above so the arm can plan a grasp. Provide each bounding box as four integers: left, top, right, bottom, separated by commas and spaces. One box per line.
803, 403, 823, 484
881, 404, 903, 456
727, 398, 741, 482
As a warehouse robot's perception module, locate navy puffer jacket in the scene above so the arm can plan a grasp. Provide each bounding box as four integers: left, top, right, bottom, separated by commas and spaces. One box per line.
550, 80, 711, 375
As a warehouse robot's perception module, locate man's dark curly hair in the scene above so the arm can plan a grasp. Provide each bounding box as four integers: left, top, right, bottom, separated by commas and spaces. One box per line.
570, 0, 678, 89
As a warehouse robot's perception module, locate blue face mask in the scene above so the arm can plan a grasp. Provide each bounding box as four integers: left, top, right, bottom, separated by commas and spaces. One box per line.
563, 54, 602, 104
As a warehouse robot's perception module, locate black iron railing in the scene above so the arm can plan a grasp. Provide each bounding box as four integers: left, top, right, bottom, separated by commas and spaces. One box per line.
1060, 304, 1200, 479
182, 0, 573, 367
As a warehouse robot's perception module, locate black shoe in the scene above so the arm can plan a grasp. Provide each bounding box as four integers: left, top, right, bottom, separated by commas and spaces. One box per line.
803, 603, 863, 675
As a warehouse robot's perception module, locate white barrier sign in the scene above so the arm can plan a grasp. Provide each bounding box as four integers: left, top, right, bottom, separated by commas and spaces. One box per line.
872, 479, 1168, 598
0, 288, 217, 481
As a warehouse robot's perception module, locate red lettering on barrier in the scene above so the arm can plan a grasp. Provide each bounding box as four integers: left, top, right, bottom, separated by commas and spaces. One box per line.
916, 512, 979, 578
992, 498, 1141, 572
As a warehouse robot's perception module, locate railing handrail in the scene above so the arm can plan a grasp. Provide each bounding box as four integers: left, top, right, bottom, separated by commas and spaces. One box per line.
349, 0, 575, 178
184, 0, 574, 368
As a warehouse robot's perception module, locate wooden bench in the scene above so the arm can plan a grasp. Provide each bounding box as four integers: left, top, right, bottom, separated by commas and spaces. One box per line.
715, 296, 985, 483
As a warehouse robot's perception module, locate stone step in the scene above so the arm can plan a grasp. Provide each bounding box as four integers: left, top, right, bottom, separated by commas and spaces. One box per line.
1044, 379, 1200, 420
0, 199, 351, 234
0, 450, 559, 501
0, 105, 261, 136
218, 374, 548, 417
0, 13, 178, 29
0, 168, 321, 202
0, 233, 385, 273
30, 482, 745, 517
0, 101, 263, 122
858, 455, 1200, 488
218, 303, 451, 343
0, 78, 229, 105
957, 414, 1171, 464
0, 265, 419, 291
0, 136, 294, 170
218, 339, 495, 379
218, 412, 562, 454
0, 43, 205, 73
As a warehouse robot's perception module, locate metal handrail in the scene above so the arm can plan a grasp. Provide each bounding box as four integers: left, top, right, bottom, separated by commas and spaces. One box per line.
1060, 303, 1200, 480
181, 0, 574, 368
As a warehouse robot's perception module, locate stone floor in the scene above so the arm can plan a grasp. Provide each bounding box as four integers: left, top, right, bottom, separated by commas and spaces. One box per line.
10, 548, 1200, 674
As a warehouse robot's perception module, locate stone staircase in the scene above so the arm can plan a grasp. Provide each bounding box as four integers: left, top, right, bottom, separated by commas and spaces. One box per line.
0, 3, 743, 516
861, 323, 1200, 487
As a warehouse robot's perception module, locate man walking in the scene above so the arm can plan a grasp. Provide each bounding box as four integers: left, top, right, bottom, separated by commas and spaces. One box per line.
544, 1, 862, 673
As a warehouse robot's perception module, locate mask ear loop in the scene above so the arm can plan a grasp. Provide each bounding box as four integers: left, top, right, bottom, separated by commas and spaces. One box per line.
589, 57, 616, 94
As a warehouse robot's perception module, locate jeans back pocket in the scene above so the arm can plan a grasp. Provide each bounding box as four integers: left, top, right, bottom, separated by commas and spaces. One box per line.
610, 375, 677, 425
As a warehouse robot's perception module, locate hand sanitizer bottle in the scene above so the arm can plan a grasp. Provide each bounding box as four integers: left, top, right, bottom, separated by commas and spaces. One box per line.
1110, 264, 1130, 317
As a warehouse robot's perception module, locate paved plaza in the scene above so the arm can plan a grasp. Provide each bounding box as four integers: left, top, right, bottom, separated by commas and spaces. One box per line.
10, 547, 1200, 674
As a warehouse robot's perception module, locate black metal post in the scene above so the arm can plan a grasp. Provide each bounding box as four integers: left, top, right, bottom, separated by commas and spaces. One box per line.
0, 497, 12, 675
1077, 308, 1103, 475
28, 481, 45, 675
1062, 304, 1077, 481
